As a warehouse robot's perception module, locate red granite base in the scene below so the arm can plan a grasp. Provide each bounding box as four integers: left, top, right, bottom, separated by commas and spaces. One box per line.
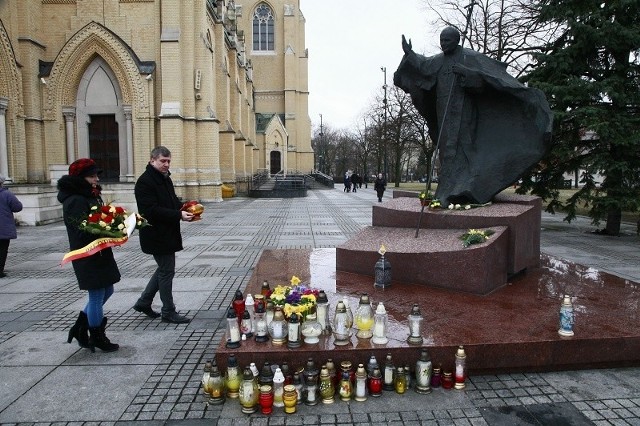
372, 194, 542, 274
336, 226, 510, 295
215, 249, 640, 377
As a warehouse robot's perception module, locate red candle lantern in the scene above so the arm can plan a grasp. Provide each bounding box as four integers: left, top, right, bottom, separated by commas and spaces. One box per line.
259, 385, 274, 414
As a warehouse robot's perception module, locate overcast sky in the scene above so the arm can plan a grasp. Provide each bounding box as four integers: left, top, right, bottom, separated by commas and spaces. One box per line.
299, 0, 441, 132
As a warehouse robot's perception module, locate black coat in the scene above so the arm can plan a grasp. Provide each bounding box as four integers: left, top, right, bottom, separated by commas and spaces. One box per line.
57, 175, 121, 290
135, 164, 184, 255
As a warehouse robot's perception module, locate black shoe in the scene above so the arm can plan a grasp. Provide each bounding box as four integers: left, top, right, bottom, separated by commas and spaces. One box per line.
0, 272, 6, 278
161, 312, 191, 324
67, 311, 90, 348
133, 304, 161, 318
88, 318, 119, 352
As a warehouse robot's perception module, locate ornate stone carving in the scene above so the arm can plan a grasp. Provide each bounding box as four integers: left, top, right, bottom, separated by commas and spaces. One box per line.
44, 22, 148, 120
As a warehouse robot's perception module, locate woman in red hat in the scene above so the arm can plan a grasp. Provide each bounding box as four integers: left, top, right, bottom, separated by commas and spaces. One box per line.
57, 158, 120, 352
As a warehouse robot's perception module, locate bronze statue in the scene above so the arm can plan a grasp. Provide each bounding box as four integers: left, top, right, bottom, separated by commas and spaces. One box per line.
394, 27, 553, 205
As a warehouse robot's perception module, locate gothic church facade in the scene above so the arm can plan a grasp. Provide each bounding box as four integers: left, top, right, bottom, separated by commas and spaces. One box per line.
0, 0, 312, 224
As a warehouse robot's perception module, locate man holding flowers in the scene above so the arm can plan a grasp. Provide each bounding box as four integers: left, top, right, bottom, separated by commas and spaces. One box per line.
132, 146, 194, 324
58, 158, 120, 352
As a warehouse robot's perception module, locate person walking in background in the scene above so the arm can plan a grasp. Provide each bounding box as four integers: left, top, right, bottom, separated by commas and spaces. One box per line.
343, 172, 351, 193
374, 173, 387, 202
133, 146, 194, 324
350, 173, 359, 193
58, 159, 120, 352
0, 175, 23, 278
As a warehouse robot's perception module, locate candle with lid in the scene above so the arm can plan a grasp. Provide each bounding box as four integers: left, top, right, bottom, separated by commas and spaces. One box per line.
225, 354, 241, 398
272, 367, 285, 407
372, 302, 389, 344
225, 307, 241, 349
238, 366, 258, 414
268, 307, 288, 345
414, 349, 433, 394
232, 289, 245, 323
287, 312, 301, 349
355, 293, 375, 339
316, 290, 331, 335
244, 293, 255, 335
201, 360, 212, 396
354, 364, 368, 401
454, 346, 467, 389
206, 361, 225, 405
407, 303, 424, 345
332, 300, 352, 345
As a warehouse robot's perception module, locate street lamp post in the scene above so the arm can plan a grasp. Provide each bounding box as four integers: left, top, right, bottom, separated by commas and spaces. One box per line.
381, 66, 388, 180
319, 113, 324, 174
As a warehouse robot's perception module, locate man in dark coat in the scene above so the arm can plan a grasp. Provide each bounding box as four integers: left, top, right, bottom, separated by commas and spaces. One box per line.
132, 146, 194, 324
394, 27, 553, 205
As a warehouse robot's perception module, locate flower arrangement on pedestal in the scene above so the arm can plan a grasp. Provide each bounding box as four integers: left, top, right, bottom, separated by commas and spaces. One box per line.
268, 276, 319, 320
460, 229, 495, 248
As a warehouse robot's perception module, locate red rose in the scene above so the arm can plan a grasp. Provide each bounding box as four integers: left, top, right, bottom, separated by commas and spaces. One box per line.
103, 215, 114, 224
114, 206, 125, 215
101, 206, 112, 214
88, 213, 100, 223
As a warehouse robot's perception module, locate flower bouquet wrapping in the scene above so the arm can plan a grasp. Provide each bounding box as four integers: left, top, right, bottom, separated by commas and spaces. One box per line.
61, 205, 148, 265
268, 275, 319, 320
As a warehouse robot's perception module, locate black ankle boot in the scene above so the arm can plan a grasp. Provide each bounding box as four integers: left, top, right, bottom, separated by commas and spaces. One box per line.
67, 311, 90, 348
88, 317, 119, 352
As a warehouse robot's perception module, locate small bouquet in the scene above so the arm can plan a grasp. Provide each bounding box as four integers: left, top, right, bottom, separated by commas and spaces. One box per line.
460, 228, 495, 248
80, 205, 149, 238
181, 200, 205, 221
269, 275, 319, 320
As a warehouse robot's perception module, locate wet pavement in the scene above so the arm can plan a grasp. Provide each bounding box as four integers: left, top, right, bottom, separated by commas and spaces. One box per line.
0, 187, 638, 425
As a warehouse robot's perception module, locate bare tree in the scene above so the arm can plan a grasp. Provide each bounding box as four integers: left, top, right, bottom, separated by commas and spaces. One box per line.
422, 0, 562, 77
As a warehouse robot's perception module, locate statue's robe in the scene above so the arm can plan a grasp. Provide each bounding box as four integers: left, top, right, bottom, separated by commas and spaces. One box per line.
394, 45, 553, 204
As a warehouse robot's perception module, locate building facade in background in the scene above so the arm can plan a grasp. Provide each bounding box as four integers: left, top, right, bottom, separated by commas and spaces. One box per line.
0, 0, 312, 224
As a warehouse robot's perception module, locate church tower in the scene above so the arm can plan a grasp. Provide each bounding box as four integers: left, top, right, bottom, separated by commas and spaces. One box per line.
235, 1, 313, 175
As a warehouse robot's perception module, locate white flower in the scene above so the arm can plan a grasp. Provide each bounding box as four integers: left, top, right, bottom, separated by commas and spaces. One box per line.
448, 204, 454, 209
455, 204, 461, 209
117, 223, 125, 230
465, 205, 471, 210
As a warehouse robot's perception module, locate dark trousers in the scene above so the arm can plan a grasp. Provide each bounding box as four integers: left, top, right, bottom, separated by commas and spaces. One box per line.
0, 239, 9, 272
137, 253, 176, 315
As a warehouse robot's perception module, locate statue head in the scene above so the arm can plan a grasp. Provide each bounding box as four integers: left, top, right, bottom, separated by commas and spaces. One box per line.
440, 27, 460, 54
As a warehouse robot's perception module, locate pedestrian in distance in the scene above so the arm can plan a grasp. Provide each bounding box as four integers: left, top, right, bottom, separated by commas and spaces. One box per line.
132, 146, 194, 324
58, 159, 120, 352
374, 173, 387, 202
0, 175, 23, 278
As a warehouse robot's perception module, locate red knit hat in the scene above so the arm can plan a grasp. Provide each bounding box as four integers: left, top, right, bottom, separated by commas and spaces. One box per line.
69, 158, 101, 177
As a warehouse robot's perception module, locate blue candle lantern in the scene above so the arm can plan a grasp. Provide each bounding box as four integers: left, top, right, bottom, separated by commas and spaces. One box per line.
558, 294, 575, 337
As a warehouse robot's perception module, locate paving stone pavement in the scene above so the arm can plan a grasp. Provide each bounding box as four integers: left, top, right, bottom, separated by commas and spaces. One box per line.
0, 187, 638, 426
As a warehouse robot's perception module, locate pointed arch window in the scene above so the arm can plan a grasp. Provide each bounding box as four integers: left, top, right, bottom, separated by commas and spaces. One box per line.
253, 3, 274, 51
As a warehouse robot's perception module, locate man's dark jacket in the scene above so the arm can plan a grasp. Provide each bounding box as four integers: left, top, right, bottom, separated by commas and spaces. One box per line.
135, 164, 183, 255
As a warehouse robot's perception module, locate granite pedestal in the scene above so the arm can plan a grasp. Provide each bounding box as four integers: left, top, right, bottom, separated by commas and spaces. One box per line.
215, 248, 640, 377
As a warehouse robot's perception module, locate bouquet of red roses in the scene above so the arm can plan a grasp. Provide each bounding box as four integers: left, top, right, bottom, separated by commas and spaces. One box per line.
61, 205, 148, 265
80, 204, 149, 238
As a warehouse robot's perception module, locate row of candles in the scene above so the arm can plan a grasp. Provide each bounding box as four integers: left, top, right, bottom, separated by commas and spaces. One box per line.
225, 284, 426, 349
226, 283, 577, 349
202, 347, 468, 414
